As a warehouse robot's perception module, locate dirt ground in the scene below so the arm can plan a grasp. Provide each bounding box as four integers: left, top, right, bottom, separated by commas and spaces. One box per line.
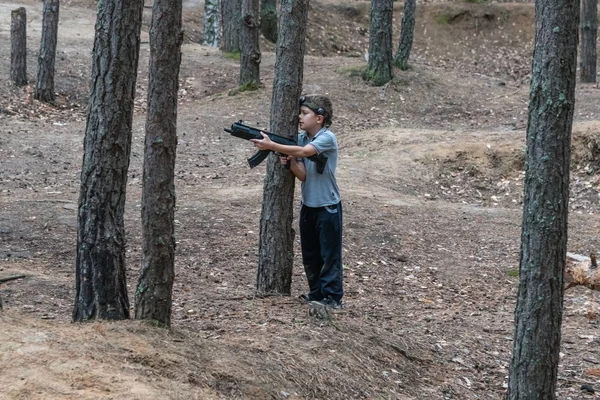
2, 0, 600, 399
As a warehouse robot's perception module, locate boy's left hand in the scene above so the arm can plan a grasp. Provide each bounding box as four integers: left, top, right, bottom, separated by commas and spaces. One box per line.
250, 132, 273, 151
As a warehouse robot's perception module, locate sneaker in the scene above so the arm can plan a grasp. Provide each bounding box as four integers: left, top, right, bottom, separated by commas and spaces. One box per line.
299, 294, 322, 303
315, 296, 343, 309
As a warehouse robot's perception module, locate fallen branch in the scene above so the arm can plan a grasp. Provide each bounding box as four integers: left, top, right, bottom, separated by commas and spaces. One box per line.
0, 274, 26, 284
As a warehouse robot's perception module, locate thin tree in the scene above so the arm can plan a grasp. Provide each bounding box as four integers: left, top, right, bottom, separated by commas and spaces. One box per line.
580, 0, 597, 83
260, 0, 278, 43
393, 0, 415, 71
364, 0, 393, 86
221, 0, 242, 53
10, 7, 27, 87
73, 1, 144, 322
135, 0, 183, 327
507, 0, 580, 397
240, 0, 261, 88
203, 0, 219, 47
35, 0, 60, 103
256, 0, 308, 294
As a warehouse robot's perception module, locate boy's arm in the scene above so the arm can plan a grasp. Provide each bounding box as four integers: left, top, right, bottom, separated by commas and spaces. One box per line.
251, 133, 318, 158
290, 157, 306, 182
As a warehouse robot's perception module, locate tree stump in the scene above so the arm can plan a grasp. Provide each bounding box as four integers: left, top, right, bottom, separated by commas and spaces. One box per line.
35, 0, 60, 103
565, 252, 600, 290
10, 7, 27, 86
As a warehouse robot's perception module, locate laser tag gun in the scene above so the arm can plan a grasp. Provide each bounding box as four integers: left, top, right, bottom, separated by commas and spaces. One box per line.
224, 121, 327, 173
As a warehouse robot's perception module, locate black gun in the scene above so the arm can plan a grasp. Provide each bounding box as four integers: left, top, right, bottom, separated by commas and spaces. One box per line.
224, 121, 327, 173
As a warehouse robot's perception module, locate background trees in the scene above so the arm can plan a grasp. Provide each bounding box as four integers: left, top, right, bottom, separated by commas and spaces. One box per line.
73, 0, 144, 321
203, 0, 219, 47
507, 0, 580, 397
394, 0, 415, 71
10, 7, 27, 86
239, 0, 261, 88
221, 0, 242, 53
135, 0, 184, 328
364, 0, 394, 86
580, 0, 597, 83
260, 0, 278, 43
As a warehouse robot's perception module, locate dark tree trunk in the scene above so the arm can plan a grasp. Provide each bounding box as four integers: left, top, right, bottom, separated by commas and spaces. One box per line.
256, 0, 308, 295
240, 0, 261, 88
73, 0, 143, 322
10, 7, 27, 87
394, 0, 415, 71
221, 0, 242, 53
135, 0, 183, 328
507, 0, 580, 398
35, 0, 60, 103
580, 0, 597, 83
203, 0, 219, 47
364, 0, 394, 86
260, 0, 278, 43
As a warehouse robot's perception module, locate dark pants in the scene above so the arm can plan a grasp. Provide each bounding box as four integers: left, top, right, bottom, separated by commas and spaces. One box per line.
300, 202, 343, 302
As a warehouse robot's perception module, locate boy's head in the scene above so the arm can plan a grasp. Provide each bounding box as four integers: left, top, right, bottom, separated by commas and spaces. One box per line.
299, 94, 333, 128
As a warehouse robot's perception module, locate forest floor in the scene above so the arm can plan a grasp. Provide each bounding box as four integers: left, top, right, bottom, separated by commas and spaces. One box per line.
2, 0, 600, 399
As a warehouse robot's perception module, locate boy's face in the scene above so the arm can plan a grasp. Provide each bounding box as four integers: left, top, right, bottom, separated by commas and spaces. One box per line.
298, 106, 324, 132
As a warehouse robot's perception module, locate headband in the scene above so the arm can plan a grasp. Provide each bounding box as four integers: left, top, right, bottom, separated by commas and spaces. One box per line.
299, 96, 327, 117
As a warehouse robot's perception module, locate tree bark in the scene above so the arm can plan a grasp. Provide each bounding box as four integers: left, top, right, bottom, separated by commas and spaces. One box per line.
73, 0, 144, 322
135, 0, 183, 328
10, 7, 27, 87
580, 0, 597, 83
394, 0, 415, 71
240, 0, 261, 88
221, 0, 242, 53
507, 0, 579, 397
203, 0, 219, 47
35, 0, 60, 103
260, 0, 278, 43
256, 0, 308, 295
364, 0, 394, 86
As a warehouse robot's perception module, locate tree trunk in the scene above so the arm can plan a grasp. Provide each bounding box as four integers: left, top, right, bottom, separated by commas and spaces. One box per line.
73, 0, 144, 322
260, 0, 278, 43
10, 7, 27, 87
507, 0, 579, 397
203, 0, 219, 47
394, 0, 415, 71
35, 0, 60, 103
256, 0, 308, 295
135, 0, 183, 328
364, 0, 394, 86
580, 0, 597, 83
221, 0, 242, 53
240, 0, 261, 88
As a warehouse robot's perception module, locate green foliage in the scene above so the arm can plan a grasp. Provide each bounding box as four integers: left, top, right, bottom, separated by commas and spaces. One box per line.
228, 82, 259, 96
435, 13, 452, 24
393, 56, 410, 71
223, 51, 241, 60
363, 68, 393, 86
507, 269, 519, 278
336, 65, 366, 77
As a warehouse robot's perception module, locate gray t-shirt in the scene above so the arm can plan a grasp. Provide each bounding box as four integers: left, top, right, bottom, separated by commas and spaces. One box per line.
297, 128, 341, 207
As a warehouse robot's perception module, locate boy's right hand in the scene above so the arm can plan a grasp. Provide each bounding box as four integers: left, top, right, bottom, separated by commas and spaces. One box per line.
280, 155, 292, 165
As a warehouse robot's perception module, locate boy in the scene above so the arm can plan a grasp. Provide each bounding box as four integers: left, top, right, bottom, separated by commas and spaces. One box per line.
250, 95, 343, 308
